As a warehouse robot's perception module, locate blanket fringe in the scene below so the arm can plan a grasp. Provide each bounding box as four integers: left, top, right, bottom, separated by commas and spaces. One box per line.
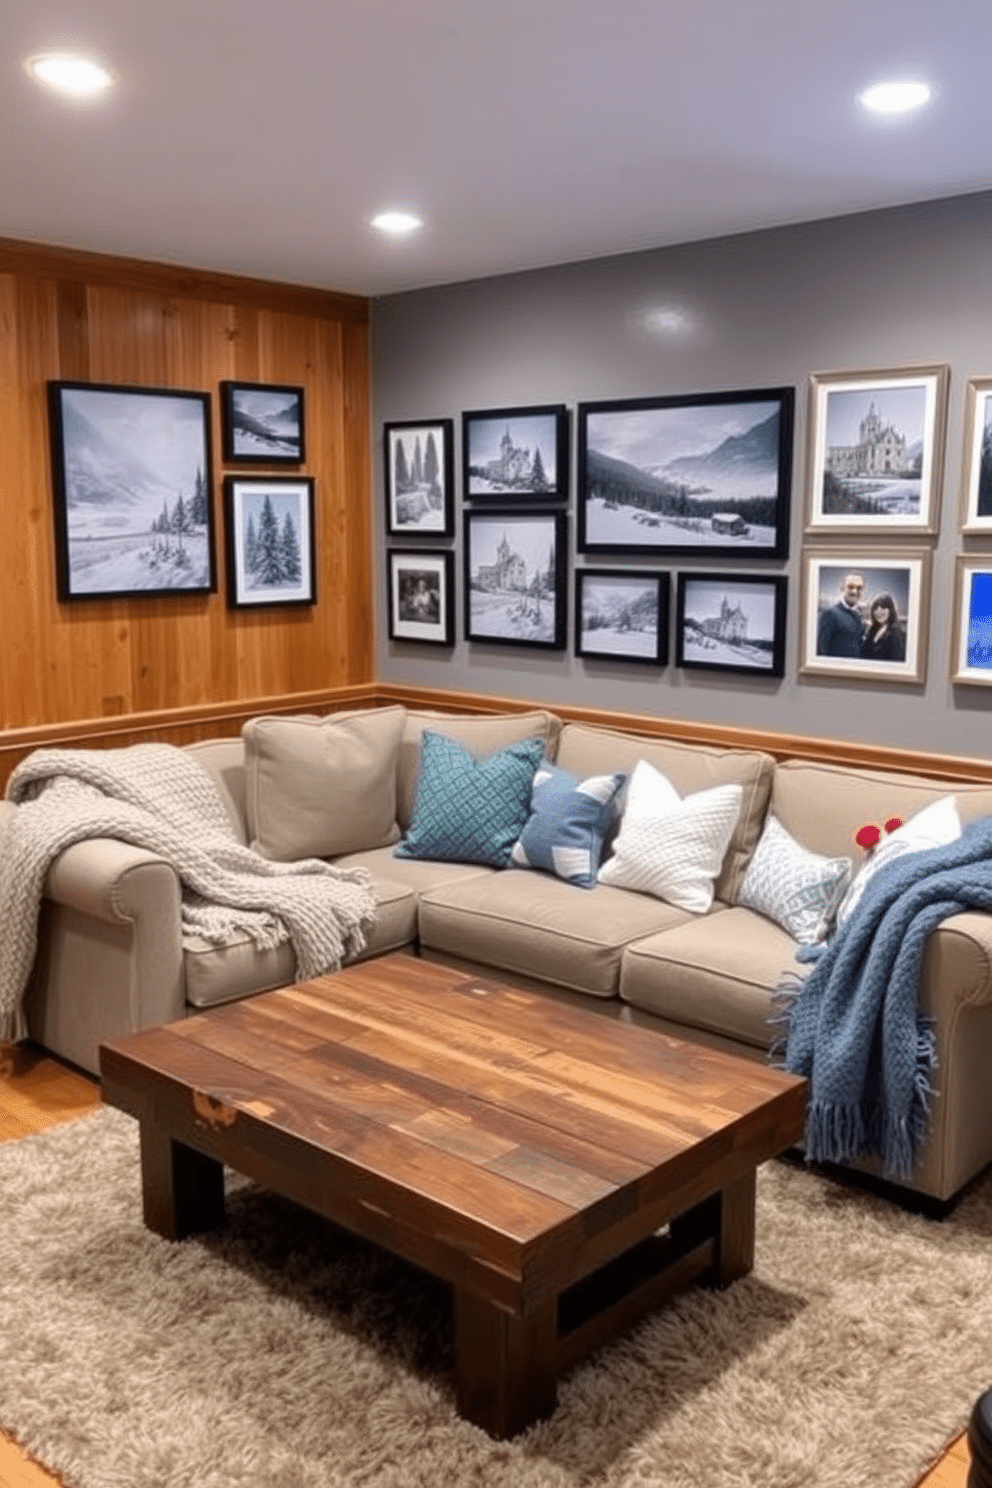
1, 1007, 29, 1045
802, 1018, 938, 1179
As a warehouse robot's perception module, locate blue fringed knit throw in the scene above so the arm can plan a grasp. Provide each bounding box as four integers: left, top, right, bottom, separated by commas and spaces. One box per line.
776, 814, 992, 1179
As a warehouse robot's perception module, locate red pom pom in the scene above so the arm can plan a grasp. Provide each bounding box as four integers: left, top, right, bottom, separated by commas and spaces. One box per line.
855, 824, 882, 850
884, 817, 904, 835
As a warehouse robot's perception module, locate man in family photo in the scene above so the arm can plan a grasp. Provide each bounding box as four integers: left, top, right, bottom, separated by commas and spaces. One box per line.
816, 572, 866, 657
816, 568, 907, 663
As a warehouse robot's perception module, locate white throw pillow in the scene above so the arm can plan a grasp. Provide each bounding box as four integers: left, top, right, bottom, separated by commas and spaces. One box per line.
597, 758, 742, 914
834, 794, 962, 930
735, 814, 851, 945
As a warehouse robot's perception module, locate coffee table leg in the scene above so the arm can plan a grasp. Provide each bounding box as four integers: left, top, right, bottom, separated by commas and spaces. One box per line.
454, 1290, 557, 1438
138, 1120, 225, 1241
670, 1169, 756, 1287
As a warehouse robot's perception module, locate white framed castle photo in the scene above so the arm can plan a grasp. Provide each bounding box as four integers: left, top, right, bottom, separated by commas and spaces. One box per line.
805, 365, 948, 535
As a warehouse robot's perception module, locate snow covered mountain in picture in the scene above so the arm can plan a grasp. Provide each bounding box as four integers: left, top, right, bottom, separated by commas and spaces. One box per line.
584, 402, 784, 549
56, 387, 212, 595
229, 389, 301, 457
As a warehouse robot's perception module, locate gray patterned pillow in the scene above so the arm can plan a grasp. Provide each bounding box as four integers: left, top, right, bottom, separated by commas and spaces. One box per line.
736, 814, 851, 944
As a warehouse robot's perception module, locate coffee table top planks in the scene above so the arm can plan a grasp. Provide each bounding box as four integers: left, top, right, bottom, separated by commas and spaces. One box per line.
100, 952, 806, 1318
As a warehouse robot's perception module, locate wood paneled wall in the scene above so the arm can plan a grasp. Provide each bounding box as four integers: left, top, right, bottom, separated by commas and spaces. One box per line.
0, 237, 373, 735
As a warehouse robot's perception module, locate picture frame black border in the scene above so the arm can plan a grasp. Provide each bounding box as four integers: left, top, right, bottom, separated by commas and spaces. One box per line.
574, 567, 670, 666
223, 474, 317, 610
675, 570, 788, 677
463, 507, 568, 651
220, 380, 306, 465
383, 418, 455, 538
577, 385, 794, 559
461, 402, 569, 504
47, 378, 216, 602
386, 547, 456, 647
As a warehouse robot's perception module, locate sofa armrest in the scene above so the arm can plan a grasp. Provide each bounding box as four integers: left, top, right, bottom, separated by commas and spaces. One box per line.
28, 838, 185, 1075
922, 912, 992, 1020
43, 837, 180, 925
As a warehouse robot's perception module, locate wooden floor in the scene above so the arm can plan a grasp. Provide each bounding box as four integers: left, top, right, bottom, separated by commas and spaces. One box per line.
0, 1038, 972, 1487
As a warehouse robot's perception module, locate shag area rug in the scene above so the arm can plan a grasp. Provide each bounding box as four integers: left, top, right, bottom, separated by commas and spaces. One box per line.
1, 1107, 990, 1488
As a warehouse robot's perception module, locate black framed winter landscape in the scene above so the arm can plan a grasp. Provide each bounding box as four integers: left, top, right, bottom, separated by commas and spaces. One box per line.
462, 404, 568, 502
220, 381, 306, 464
675, 572, 788, 677
224, 476, 316, 608
577, 387, 794, 558
384, 419, 454, 537
387, 548, 455, 646
48, 380, 216, 601
575, 568, 669, 665
464, 509, 567, 649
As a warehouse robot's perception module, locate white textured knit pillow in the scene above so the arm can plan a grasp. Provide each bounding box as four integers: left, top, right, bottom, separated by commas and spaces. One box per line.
597, 758, 742, 913
736, 814, 851, 944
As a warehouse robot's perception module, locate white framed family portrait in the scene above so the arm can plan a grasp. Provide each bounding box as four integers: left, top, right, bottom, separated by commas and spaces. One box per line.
799, 547, 931, 684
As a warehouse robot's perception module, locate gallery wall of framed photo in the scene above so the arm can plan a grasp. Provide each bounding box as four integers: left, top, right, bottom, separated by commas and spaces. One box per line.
372, 189, 992, 759
380, 357, 992, 698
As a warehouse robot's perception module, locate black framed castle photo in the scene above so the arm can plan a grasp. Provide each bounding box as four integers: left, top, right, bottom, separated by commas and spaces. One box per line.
383, 419, 454, 537
675, 571, 787, 677
464, 509, 567, 649
577, 386, 793, 558
462, 404, 568, 503
48, 380, 216, 600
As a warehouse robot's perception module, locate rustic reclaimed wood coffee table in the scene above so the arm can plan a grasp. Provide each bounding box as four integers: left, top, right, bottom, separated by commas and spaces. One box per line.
100, 952, 806, 1438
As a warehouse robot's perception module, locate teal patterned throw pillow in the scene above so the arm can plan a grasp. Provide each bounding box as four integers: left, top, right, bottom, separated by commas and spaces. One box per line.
394, 730, 544, 866
510, 760, 625, 888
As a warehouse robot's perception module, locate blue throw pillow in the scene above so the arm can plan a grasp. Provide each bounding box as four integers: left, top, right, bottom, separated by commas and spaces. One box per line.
394, 730, 544, 866
510, 760, 625, 888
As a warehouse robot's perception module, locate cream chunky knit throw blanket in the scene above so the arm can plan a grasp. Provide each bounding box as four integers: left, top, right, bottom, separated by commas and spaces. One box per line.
0, 743, 378, 1043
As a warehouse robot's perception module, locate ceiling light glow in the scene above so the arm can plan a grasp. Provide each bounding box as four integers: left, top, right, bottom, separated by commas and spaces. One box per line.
370, 211, 423, 236
859, 80, 932, 115
25, 53, 116, 97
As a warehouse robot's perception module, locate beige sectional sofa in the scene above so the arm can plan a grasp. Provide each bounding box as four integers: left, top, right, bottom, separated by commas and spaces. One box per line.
7, 703, 992, 1210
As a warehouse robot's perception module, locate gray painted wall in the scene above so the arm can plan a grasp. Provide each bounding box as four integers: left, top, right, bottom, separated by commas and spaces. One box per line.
370, 190, 992, 762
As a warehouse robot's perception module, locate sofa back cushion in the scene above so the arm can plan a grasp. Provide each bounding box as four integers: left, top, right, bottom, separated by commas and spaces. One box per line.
771, 759, 992, 861
555, 723, 774, 902
396, 709, 562, 831
242, 706, 407, 860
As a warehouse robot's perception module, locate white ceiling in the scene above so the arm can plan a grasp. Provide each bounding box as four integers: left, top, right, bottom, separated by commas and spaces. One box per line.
4, 0, 992, 299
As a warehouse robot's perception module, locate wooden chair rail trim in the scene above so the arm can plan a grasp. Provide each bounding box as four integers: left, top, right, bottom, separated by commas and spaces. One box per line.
0, 236, 369, 324
374, 682, 992, 786
0, 684, 378, 773
1, 680, 989, 790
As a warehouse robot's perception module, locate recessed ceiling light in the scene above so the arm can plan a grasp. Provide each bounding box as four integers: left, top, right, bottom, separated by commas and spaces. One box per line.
370, 211, 423, 236
24, 52, 116, 98
858, 80, 932, 115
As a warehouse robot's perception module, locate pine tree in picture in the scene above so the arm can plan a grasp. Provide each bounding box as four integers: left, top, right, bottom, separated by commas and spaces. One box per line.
224, 476, 316, 609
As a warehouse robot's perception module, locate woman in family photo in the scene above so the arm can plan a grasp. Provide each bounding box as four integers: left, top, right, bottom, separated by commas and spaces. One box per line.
861, 592, 906, 662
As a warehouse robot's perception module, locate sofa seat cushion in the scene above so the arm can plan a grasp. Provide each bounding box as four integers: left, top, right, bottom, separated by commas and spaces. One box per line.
554, 723, 773, 903
418, 872, 692, 998
619, 905, 798, 1050
332, 845, 496, 896
183, 874, 417, 1009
